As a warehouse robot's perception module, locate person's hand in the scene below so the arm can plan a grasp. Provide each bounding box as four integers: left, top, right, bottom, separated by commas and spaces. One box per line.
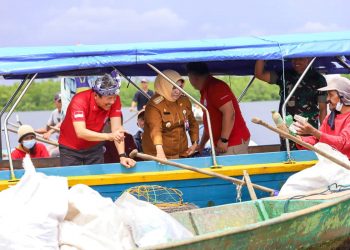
43, 131, 52, 140
196, 143, 205, 154
186, 142, 197, 156
156, 152, 167, 161
107, 129, 126, 143
293, 121, 317, 136
120, 157, 136, 168
216, 139, 228, 154
129, 107, 136, 112
155, 145, 167, 161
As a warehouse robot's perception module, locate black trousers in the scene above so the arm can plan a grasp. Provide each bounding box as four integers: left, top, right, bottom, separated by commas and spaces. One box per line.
59, 144, 104, 166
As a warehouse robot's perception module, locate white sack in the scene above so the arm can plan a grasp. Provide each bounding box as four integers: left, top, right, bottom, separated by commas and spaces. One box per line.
59, 184, 135, 250
0, 155, 68, 250
115, 192, 193, 248
279, 143, 350, 196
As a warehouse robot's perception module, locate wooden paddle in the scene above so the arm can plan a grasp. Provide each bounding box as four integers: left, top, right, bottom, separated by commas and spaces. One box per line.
5, 127, 59, 146
129, 150, 276, 196
251, 117, 350, 171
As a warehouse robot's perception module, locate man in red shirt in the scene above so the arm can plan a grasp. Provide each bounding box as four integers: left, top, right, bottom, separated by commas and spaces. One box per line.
11, 125, 49, 160
186, 62, 250, 155
295, 76, 350, 159
59, 74, 136, 168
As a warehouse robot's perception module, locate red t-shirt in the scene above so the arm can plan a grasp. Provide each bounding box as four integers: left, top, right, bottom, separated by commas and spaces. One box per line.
11, 143, 49, 160
59, 90, 122, 150
298, 112, 350, 159
200, 75, 250, 147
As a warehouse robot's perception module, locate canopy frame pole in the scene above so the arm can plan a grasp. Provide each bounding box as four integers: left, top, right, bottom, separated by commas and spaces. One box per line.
0, 76, 29, 160
147, 63, 219, 167
113, 68, 151, 100
4, 73, 38, 180
336, 56, 350, 71
238, 76, 255, 103
281, 57, 316, 161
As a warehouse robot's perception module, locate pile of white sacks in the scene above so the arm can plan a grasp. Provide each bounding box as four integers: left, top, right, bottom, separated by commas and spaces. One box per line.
279, 142, 350, 197
0, 155, 193, 250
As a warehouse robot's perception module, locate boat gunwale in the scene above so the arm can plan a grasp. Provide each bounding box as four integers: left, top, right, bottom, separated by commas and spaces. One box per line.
143, 192, 350, 249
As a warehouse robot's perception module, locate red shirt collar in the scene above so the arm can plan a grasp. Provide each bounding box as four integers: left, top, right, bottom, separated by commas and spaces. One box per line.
89, 90, 99, 111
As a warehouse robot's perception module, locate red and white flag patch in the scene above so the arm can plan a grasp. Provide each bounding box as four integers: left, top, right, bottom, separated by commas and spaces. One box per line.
74, 111, 84, 119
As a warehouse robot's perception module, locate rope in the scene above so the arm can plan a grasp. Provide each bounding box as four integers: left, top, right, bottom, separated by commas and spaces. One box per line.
283, 183, 350, 213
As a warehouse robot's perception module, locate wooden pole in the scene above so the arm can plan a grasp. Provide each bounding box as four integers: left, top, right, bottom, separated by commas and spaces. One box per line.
243, 170, 257, 200
129, 150, 276, 195
48, 125, 60, 132
5, 127, 58, 146
251, 117, 350, 171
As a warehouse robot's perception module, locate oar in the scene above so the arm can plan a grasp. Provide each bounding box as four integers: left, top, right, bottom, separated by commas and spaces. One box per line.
4, 127, 59, 147
48, 125, 60, 132
251, 117, 350, 171
123, 111, 139, 125
129, 150, 276, 196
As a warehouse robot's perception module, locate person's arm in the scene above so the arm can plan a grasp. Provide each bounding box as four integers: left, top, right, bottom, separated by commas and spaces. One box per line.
73, 121, 124, 142
216, 101, 235, 153
130, 93, 138, 112
254, 60, 272, 83
130, 101, 137, 112
197, 131, 210, 153
35, 128, 48, 134
294, 119, 323, 150
110, 117, 136, 168
318, 102, 327, 125
186, 101, 200, 156
144, 105, 167, 160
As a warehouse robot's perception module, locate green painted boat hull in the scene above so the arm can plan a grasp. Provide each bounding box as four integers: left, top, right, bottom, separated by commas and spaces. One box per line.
146, 194, 350, 250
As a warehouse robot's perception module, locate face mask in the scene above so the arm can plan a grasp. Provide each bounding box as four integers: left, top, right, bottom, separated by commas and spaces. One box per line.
336, 102, 343, 112
23, 139, 36, 149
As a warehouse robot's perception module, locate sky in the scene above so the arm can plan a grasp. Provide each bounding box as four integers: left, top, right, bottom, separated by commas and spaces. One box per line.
0, 0, 349, 47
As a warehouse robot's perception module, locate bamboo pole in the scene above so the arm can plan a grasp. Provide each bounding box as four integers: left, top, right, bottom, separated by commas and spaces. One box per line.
243, 170, 257, 200
5, 127, 58, 146
251, 117, 350, 171
129, 150, 276, 195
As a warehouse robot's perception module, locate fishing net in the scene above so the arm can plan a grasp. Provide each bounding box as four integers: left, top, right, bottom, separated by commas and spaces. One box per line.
124, 185, 198, 213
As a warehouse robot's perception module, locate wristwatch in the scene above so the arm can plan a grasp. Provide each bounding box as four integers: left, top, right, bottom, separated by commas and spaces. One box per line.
119, 153, 127, 158
220, 137, 229, 143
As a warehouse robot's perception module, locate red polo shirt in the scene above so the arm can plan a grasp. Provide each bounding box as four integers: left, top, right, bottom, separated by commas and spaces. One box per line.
200, 75, 250, 147
11, 143, 49, 160
59, 90, 122, 150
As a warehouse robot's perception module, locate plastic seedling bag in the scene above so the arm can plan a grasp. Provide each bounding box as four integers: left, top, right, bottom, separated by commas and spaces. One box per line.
279, 143, 350, 196
115, 192, 193, 248
0, 155, 68, 250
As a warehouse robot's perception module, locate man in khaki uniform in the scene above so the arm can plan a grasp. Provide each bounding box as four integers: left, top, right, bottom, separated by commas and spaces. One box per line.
142, 70, 199, 159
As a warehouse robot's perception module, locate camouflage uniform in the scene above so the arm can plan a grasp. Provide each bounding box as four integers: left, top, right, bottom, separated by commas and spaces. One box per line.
271, 69, 327, 150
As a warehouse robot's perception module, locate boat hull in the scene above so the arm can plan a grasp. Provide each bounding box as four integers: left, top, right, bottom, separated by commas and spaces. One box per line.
0, 150, 317, 207
150, 195, 350, 249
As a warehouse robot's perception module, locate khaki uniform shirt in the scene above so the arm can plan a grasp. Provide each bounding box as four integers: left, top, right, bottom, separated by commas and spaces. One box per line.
142, 94, 199, 159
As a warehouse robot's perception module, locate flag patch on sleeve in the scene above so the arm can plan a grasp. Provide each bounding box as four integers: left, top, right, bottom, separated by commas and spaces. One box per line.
74, 111, 84, 119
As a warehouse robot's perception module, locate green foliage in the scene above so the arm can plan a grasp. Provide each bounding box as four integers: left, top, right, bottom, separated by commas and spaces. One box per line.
0, 76, 280, 111
120, 76, 279, 106
0, 80, 60, 111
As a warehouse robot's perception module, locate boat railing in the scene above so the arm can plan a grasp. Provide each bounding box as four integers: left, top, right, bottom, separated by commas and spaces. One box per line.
281, 57, 316, 162
3, 73, 38, 180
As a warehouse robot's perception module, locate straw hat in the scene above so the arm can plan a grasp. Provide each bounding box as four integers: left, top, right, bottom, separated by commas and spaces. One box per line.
17, 125, 35, 142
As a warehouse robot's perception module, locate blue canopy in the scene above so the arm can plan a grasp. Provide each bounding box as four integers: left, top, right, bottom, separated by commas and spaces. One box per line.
0, 31, 350, 79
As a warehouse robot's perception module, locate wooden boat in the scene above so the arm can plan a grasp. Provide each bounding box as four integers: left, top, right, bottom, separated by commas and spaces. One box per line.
146, 191, 350, 249
0, 31, 349, 207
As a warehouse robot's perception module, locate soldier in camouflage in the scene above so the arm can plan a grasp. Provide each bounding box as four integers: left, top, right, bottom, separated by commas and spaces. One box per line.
255, 58, 327, 150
